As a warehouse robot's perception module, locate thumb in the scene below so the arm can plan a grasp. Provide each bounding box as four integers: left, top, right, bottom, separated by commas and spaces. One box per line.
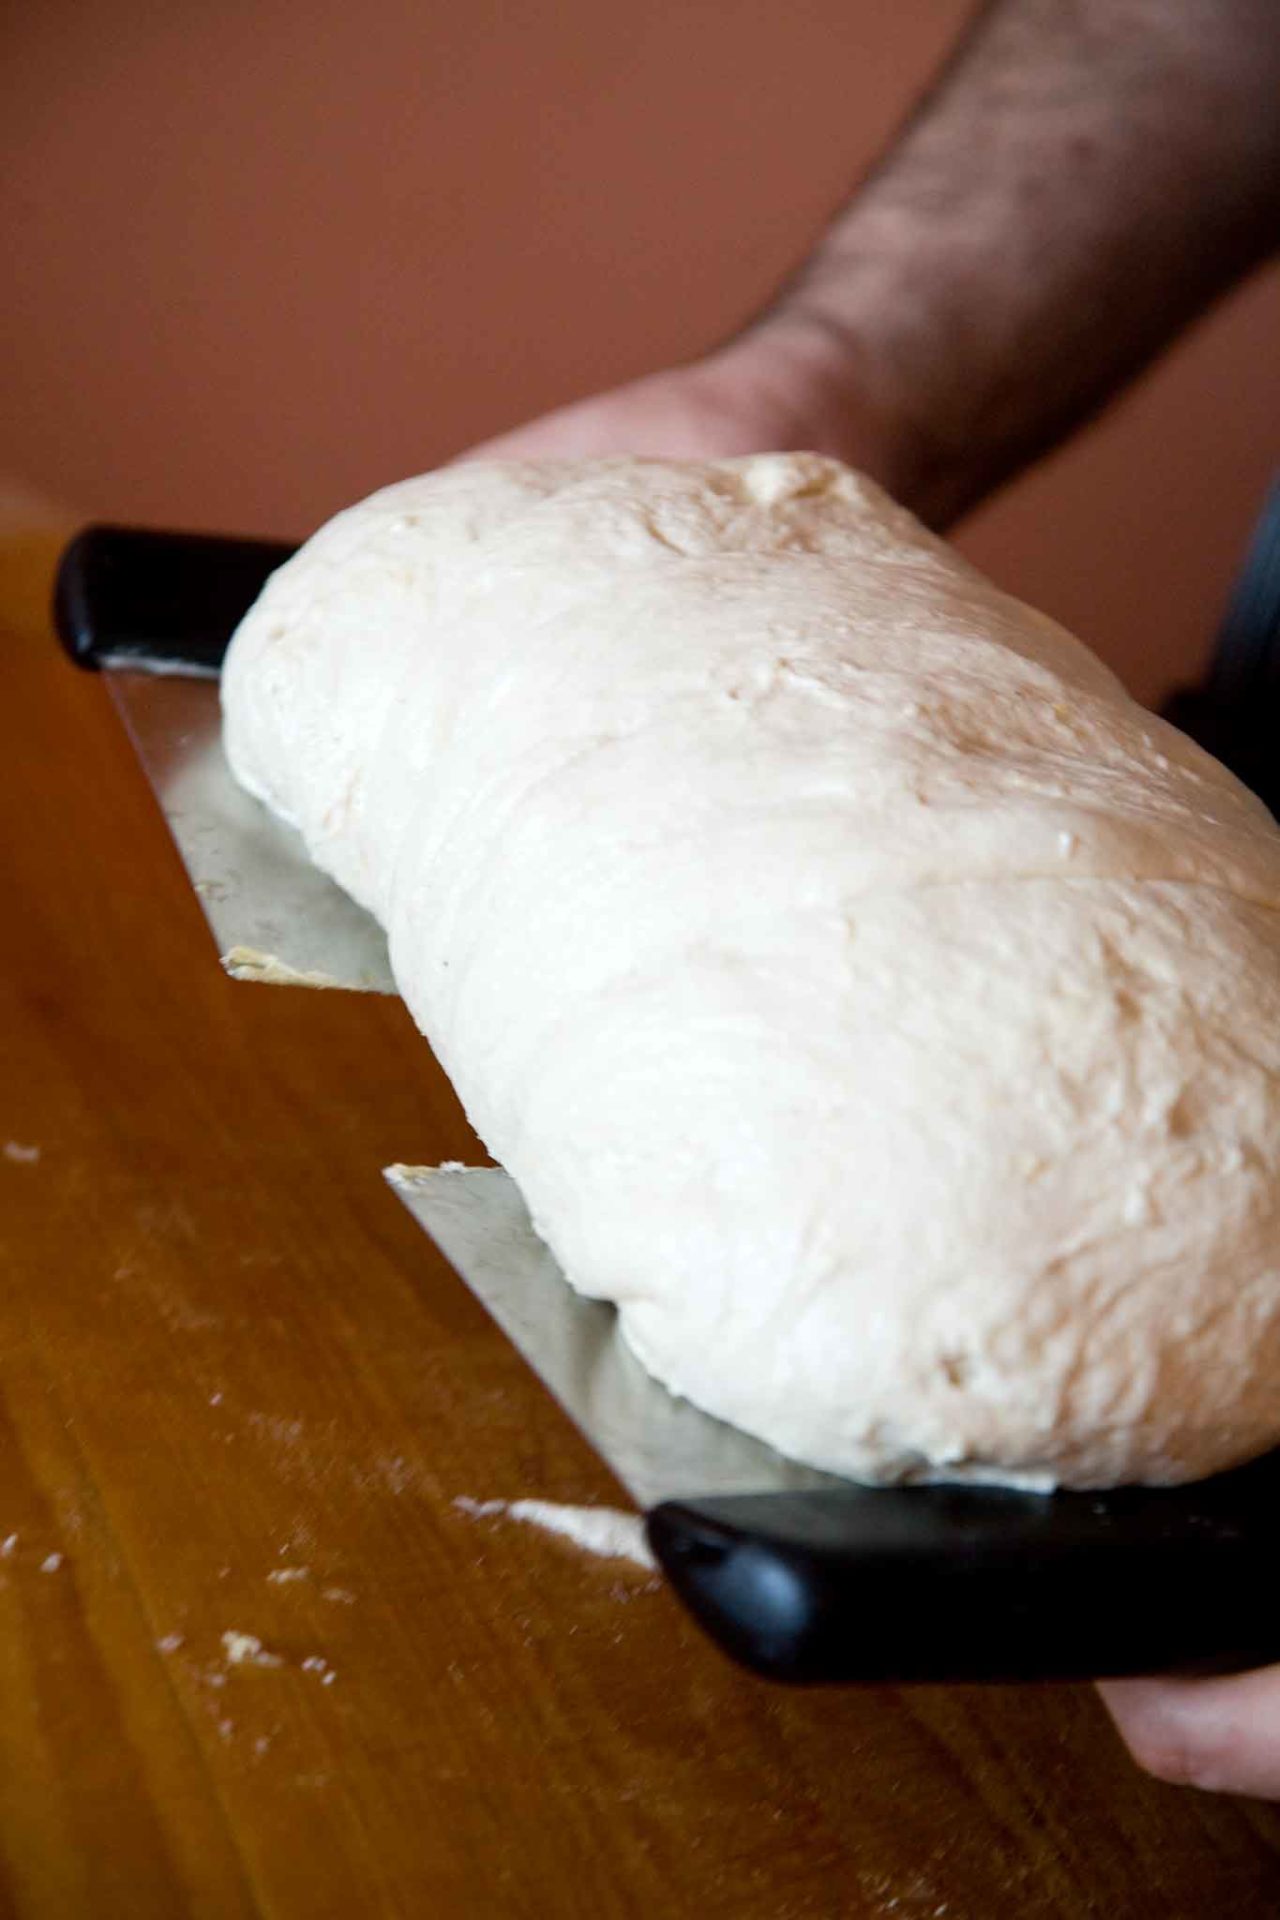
1099, 1667, 1280, 1797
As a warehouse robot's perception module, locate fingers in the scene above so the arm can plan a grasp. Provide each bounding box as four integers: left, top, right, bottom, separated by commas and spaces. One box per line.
1099, 1666, 1280, 1798
453, 392, 647, 464
456, 377, 774, 467
450, 346, 840, 469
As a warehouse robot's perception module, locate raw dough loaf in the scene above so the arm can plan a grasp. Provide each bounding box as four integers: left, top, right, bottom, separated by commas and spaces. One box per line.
222, 456, 1280, 1489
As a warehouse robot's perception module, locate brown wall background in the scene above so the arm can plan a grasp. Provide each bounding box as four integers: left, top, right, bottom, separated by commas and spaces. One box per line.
5, 0, 1278, 706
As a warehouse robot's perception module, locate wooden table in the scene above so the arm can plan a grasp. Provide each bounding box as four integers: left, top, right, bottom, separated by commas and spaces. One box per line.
4, 507, 1280, 1920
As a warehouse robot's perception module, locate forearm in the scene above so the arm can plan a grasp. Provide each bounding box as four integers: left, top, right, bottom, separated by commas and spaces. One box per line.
736, 0, 1280, 527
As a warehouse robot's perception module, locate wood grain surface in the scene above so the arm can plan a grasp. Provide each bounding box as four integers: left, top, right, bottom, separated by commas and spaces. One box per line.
4, 509, 1280, 1919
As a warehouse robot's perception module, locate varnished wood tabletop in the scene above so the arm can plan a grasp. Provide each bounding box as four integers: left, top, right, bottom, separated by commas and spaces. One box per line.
4, 504, 1280, 1919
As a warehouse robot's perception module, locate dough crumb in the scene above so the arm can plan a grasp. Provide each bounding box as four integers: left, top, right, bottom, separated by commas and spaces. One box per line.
40, 1553, 62, 1573
156, 1633, 185, 1654
3, 1142, 40, 1165
454, 1495, 507, 1519
322, 1587, 356, 1605
266, 1566, 309, 1585
222, 1630, 284, 1669
455, 1495, 655, 1570
0, 1534, 18, 1558
220, 946, 346, 990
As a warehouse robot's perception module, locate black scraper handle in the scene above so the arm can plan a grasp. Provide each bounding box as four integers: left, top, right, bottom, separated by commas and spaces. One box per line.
54, 525, 297, 675
648, 1449, 1280, 1685
1163, 476, 1280, 819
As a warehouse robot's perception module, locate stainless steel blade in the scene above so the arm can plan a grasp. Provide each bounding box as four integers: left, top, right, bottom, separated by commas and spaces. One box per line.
108, 672, 395, 992
386, 1163, 847, 1511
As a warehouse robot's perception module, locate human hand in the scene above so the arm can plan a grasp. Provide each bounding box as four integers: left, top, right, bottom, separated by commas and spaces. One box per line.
1100, 1667, 1280, 1798
461, 350, 800, 465
465, 293, 1280, 1808
459, 323, 923, 509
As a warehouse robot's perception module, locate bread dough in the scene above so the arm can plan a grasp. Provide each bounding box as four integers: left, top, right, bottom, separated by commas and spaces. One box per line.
222, 456, 1280, 1489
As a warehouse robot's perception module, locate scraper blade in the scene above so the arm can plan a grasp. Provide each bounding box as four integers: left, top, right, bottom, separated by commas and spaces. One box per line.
55, 524, 394, 990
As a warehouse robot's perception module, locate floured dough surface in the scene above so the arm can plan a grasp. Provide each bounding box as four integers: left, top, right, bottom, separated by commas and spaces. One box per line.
222, 455, 1280, 1489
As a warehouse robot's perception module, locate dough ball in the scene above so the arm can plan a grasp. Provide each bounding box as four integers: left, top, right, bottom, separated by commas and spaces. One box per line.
223, 456, 1280, 1488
